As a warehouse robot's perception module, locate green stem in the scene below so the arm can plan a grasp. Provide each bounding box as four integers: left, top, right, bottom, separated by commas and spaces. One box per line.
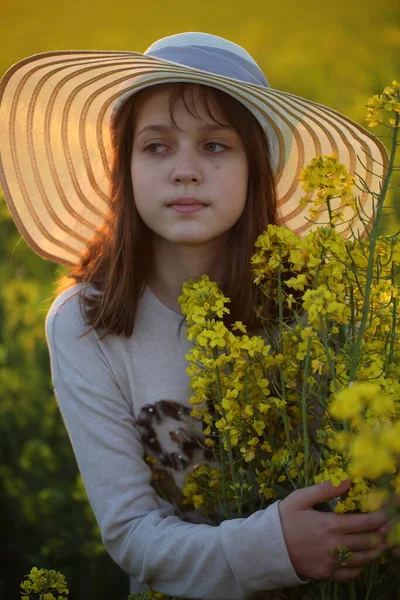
218, 435, 230, 518
281, 393, 304, 486
299, 260, 323, 486
276, 260, 304, 486
388, 263, 398, 366
349, 580, 357, 600
245, 452, 256, 513
349, 113, 399, 381
321, 323, 350, 434
364, 563, 376, 600
327, 196, 335, 229
300, 336, 312, 486
211, 354, 230, 518
349, 286, 356, 340
320, 325, 339, 393
214, 355, 242, 517
283, 462, 299, 490
242, 377, 257, 513
225, 434, 242, 517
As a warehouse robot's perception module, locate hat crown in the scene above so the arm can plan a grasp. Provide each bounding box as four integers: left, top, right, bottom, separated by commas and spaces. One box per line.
144, 31, 270, 88
145, 32, 255, 63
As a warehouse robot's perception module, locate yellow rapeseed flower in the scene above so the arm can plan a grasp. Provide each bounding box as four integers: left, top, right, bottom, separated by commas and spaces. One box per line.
366, 80, 400, 127
387, 521, 400, 546
303, 285, 348, 329
330, 382, 381, 421
360, 488, 389, 513
350, 433, 396, 479
299, 155, 356, 225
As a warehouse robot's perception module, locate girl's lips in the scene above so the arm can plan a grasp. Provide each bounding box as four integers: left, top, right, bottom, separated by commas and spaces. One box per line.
169, 204, 207, 213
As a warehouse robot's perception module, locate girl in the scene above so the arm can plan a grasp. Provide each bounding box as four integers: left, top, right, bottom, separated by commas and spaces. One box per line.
0, 32, 390, 599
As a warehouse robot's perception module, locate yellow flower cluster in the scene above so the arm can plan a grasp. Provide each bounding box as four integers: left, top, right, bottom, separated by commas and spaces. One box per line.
299, 154, 356, 224
21, 568, 69, 600
182, 464, 225, 514
366, 80, 400, 127
179, 213, 400, 519
325, 381, 400, 522
178, 275, 316, 517
330, 382, 394, 423
302, 286, 347, 329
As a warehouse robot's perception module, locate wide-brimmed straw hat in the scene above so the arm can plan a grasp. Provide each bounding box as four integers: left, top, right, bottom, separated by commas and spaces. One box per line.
0, 32, 388, 265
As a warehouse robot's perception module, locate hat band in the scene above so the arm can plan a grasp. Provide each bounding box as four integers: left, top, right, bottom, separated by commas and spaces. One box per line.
146, 45, 270, 88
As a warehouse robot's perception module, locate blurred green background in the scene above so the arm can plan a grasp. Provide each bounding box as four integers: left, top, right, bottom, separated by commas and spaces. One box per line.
0, 0, 399, 598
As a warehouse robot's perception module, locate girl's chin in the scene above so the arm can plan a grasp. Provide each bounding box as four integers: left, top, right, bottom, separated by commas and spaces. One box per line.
152, 227, 229, 248
170, 237, 217, 246
161, 231, 222, 246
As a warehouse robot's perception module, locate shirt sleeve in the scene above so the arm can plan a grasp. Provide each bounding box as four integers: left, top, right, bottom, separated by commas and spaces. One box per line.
45, 290, 305, 600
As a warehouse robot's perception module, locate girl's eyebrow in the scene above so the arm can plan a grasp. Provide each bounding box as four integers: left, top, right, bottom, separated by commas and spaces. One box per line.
134, 123, 234, 139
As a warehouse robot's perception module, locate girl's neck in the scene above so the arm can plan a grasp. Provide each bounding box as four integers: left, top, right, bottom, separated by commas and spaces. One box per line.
148, 236, 227, 314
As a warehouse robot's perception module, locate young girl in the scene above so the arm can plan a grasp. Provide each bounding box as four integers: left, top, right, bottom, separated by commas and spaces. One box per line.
0, 32, 390, 599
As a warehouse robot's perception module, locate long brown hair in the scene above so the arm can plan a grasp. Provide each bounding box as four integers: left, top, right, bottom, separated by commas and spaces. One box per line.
58, 82, 278, 336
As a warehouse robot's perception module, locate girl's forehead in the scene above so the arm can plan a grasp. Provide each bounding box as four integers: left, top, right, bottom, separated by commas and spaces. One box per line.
134, 85, 228, 126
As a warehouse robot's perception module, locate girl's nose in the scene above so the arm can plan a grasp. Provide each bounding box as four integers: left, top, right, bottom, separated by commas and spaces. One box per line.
170, 149, 203, 185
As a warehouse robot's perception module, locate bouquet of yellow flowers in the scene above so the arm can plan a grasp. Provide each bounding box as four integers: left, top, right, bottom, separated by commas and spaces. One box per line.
172, 82, 400, 599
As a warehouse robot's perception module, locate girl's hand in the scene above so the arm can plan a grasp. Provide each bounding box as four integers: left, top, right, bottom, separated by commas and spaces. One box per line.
278, 479, 387, 582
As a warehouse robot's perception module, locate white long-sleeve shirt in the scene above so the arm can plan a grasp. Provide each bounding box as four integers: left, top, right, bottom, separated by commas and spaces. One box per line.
45, 284, 305, 599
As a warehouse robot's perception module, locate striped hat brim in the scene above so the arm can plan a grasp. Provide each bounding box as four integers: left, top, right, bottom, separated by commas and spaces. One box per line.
0, 49, 389, 265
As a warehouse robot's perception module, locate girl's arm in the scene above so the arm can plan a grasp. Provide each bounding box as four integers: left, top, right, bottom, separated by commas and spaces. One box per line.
45, 290, 304, 600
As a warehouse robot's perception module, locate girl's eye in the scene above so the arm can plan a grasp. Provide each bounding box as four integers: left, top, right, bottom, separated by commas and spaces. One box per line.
144, 143, 168, 154
143, 141, 227, 154
204, 142, 227, 153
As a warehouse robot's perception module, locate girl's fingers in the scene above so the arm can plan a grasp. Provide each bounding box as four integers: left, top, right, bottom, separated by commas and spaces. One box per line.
376, 522, 390, 537
330, 549, 381, 582
337, 510, 387, 534
345, 532, 384, 551
344, 548, 382, 568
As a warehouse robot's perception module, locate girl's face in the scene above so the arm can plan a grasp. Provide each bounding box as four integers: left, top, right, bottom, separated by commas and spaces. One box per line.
130, 87, 249, 248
